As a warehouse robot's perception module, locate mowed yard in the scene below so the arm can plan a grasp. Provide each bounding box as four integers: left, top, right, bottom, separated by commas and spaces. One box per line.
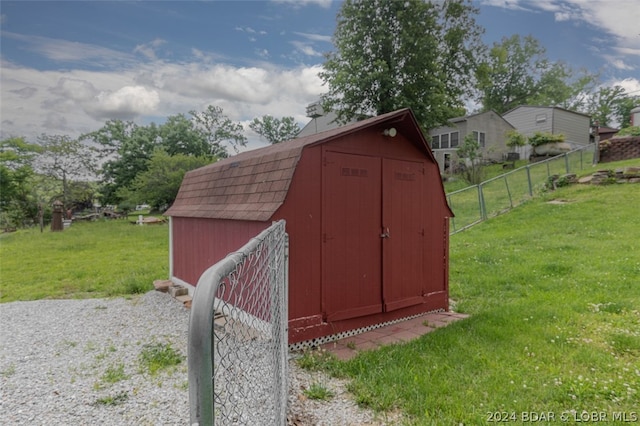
1, 161, 639, 424
300, 175, 640, 424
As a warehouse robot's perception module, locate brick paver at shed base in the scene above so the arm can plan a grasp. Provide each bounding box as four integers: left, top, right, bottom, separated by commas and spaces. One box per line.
320, 312, 469, 361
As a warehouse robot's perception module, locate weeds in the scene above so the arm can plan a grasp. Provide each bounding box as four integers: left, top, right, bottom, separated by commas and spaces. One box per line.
304, 382, 334, 400
94, 391, 129, 406
138, 343, 183, 376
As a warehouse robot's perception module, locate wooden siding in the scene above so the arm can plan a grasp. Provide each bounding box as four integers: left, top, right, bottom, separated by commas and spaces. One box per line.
171, 217, 269, 286
271, 147, 323, 322
169, 108, 453, 344
283, 129, 451, 343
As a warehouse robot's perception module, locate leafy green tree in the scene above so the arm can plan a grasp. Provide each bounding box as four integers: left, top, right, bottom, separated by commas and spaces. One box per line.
0, 137, 42, 227
190, 105, 247, 156
36, 134, 97, 211
457, 133, 484, 184
249, 115, 300, 144
615, 96, 640, 129
586, 86, 640, 128
159, 114, 210, 156
528, 63, 597, 111
320, 0, 482, 131
477, 35, 597, 114
81, 120, 160, 205
83, 105, 244, 205
123, 149, 214, 212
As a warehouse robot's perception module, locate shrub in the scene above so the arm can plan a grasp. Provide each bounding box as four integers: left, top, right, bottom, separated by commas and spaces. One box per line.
615, 126, 640, 137
527, 131, 565, 147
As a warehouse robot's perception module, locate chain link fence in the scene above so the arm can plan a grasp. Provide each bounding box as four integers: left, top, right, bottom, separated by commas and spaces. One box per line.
447, 144, 597, 234
188, 220, 288, 425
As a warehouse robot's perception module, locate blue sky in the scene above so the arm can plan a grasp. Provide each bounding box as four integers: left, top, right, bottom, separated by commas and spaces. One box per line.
1, 0, 639, 149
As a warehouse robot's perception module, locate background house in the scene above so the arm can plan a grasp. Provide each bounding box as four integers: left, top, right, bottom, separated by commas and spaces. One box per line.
597, 126, 619, 141
503, 106, 591, 159
166, 108, 453, 345
298, 101, 358, 137
428, 110, 515, 174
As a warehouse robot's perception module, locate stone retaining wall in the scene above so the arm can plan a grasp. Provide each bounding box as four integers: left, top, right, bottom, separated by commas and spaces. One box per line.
599, 136, 640, 163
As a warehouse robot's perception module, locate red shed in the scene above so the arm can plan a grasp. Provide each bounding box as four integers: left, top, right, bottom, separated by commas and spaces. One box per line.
165, 108, 453, 345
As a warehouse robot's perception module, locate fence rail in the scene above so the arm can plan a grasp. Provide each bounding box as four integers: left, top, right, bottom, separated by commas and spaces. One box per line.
188, 220, 288, 425
447, 144, 597, 234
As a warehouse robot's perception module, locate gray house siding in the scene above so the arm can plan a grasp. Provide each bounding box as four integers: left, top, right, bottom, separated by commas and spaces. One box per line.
503, 106, 591, 158
429, 110, 514, 174
551, 109, 591, 145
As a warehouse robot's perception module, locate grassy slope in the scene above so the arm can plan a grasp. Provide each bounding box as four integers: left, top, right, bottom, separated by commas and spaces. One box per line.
322, 182, 640, 425
0, 219, 168, 302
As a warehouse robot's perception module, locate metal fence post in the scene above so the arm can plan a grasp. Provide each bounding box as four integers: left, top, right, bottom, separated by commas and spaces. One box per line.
188, 220, 288, 426
478, 184, 486, 220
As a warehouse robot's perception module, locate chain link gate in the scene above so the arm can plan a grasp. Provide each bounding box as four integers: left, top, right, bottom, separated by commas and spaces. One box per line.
188, 220, 288, 425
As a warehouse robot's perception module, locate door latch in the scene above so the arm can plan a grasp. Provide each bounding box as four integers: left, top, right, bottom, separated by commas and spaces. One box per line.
380, 227, 390, 238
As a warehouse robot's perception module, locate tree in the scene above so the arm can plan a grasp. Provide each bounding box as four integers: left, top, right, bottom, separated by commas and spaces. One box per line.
528, 63, 597, 111
586, 86, 640, 128
249, 115, 300, 144
160, 114, 210, 157
81, 120, 160, 205
36, 134, 97, 211
615, 95, 640, 129
82, 105, 244, 205
190, 105, 247, 156
123, 149, 214, 212
457, 133, 483, 184
476, 35, 546, 114
0, 137, 42, 228
320, 0, 482, 131
476, 35, 597, 114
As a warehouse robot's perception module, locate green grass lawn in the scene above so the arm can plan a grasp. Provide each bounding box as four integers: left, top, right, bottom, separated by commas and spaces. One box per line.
303, 180, 640, 425
2, 159, 639, 424
0, 218, 168, 302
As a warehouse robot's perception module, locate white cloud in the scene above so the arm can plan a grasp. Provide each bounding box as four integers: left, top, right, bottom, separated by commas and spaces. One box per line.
133, 39, 167, 61
88, 86, 160, 120
273, 0, 333, 9
49, 77, 98, 102
481, 0, 640, 73
1, 32, 134, 67
293, 32, 333, 43
290, 41, 323, 57
610, 77, 640, 96
479, 0, 535, 12
603, 56, 635, 71
0, 56, 325, 145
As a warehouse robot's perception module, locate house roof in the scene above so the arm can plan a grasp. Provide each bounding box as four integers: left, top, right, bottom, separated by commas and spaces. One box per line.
502, 105, 591, 119
597, 126, 619, 134
166, 108, 434, 221
446, 109, 501, 124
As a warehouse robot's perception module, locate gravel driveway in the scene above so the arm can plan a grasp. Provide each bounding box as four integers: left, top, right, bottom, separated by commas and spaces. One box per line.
0, 291, 396, 425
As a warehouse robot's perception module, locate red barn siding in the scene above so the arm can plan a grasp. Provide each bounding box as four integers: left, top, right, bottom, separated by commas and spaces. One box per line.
272, 147, 323, 323
167, 108, 453, 345
171, 217, 269, 286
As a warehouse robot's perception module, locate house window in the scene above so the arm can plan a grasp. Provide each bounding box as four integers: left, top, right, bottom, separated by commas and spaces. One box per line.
441, 133, 450, 149
536, 114, 547, 124
472, 131, 486, 148
431, 135, 440, 149
450, 131, 459, 148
